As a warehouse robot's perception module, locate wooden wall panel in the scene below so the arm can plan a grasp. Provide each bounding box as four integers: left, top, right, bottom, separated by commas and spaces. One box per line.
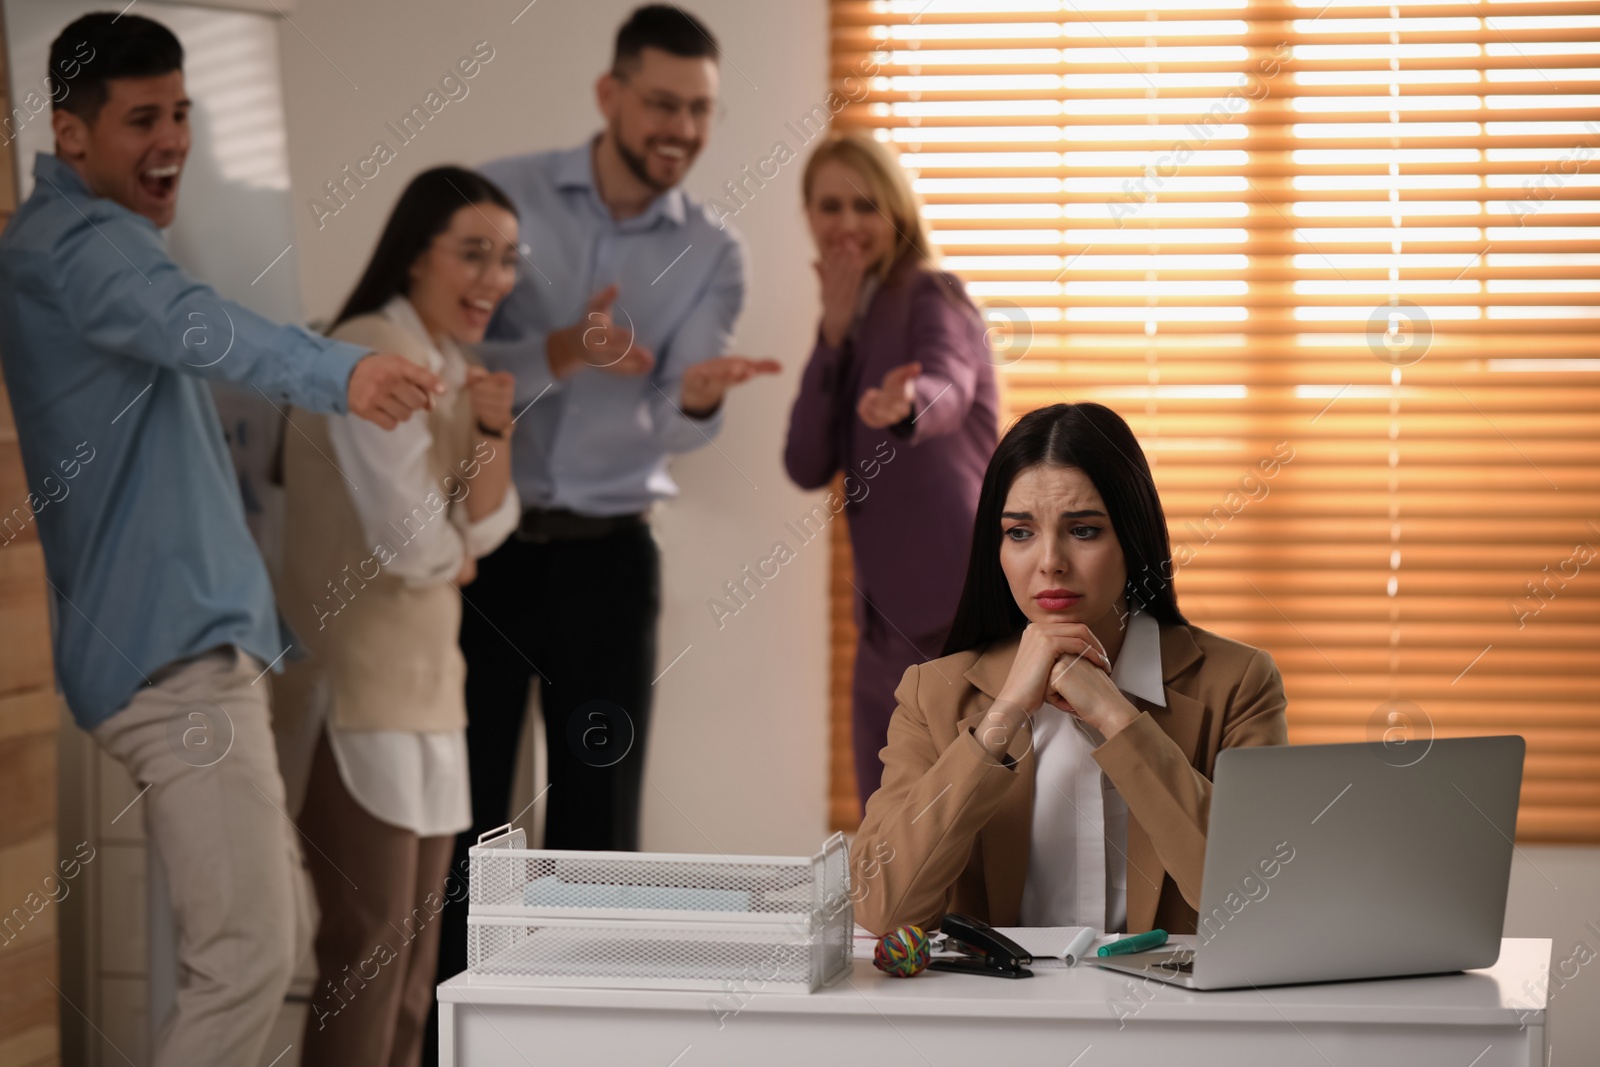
0, 833, 58, 952
0, 735, 56, 848
0, 11, 63, 1064
0, 940, 59, 1067
0, 545, 52, 691
0, 689, 56, 745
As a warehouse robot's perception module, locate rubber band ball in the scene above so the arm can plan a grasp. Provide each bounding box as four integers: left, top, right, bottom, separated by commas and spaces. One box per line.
873, 924, 931, 978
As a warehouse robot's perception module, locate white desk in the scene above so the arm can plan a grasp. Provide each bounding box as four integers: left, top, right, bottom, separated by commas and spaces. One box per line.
438, 936, 1550, 1066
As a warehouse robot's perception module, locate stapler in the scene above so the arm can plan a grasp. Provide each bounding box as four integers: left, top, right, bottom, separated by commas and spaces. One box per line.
927, 913, 1035, 979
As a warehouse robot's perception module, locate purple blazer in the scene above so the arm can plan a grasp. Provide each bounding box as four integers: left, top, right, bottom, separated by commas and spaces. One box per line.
784, 258, 999, 643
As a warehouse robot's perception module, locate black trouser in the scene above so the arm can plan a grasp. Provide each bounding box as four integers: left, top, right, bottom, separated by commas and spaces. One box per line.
426, 520, 660, 1062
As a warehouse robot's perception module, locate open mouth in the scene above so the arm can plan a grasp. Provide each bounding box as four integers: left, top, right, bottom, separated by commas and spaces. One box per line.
140, 163, 180, 201
650, 141, 691, 165
460, 296, 495, 328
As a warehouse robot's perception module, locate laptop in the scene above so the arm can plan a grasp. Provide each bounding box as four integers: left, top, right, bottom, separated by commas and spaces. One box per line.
1094, 735, 1525, 990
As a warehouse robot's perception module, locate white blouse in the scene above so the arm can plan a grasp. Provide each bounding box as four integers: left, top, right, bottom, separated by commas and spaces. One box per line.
321, 296, 520, 837
1018, 609, 1166, 934
326, 297, 520, 585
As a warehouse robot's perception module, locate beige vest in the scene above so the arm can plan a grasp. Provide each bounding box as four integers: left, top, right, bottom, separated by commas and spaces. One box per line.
276, 308, 479, 733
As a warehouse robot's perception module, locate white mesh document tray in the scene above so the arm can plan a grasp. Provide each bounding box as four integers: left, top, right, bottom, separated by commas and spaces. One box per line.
465, 825, 853, 993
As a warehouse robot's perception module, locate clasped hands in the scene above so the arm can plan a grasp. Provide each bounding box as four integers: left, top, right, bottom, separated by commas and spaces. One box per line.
978, 622, 1140, 763
545, 284, 779, 418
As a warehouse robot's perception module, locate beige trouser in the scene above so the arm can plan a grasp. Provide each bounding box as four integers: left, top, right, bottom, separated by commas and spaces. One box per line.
93, 646, 315, 1066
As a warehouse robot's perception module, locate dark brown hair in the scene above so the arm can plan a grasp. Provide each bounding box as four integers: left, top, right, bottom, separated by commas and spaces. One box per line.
334, 167, 516, 329
943, 403, 1187, 656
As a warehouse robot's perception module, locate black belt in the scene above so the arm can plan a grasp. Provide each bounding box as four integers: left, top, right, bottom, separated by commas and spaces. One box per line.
515, 506, 646, 544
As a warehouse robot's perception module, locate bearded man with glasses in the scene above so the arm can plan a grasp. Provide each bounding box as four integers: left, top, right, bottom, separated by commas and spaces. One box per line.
432, 0, 779, 1022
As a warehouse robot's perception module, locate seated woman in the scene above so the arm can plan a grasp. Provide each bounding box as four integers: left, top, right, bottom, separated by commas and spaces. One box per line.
852, 402, 1288, 937
276, 166, 521, 1066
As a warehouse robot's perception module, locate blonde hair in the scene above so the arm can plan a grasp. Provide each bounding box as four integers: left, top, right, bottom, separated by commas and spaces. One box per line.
801, 133, 935, 280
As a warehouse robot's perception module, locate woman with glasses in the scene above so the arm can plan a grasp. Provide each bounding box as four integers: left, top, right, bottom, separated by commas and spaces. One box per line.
784, 133, 1000, 812
275, 165, 521, 1067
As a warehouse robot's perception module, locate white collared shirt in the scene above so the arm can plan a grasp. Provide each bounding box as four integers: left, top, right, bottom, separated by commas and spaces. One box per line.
1018, 609, 1166, 933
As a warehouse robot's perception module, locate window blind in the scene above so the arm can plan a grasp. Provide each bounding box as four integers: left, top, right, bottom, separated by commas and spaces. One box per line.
825, 0, 1600, 842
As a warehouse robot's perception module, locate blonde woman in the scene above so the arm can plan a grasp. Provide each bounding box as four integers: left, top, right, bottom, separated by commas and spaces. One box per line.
784, 133, 999, 811
276, 166, 520, 1067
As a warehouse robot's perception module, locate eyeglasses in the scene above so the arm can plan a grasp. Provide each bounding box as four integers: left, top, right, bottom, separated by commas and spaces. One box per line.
619, 78, 722, 126
440, 237, 520, 282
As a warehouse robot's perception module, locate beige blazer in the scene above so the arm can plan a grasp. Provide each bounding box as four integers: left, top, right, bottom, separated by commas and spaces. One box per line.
276, 310, 478, 735
851, 623, 1288, 936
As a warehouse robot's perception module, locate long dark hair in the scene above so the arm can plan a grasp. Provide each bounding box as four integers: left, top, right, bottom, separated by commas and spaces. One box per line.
333, 166, 517, 329
941, 402, 1187, 656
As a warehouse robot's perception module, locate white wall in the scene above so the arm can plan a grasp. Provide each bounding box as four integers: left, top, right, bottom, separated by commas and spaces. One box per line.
1503, 846, 1600, 1057
277, 0, 833, 856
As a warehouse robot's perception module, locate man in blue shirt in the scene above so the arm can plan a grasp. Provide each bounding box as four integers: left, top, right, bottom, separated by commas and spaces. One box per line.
0, 15, 443, 1065
436, 0, 778, 985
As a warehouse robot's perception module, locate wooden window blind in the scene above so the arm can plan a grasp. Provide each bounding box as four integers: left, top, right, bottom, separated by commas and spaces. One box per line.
825, 0, 1600, 842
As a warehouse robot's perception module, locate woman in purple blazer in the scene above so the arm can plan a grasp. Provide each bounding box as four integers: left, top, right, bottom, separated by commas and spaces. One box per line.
784, 133, 999, 811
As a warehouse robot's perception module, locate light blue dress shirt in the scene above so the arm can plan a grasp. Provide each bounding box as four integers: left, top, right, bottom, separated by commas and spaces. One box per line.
478, 141, 746, 516
0, 153, 367, 729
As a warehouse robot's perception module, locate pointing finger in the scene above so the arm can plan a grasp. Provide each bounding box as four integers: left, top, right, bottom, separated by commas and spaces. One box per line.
402, 362, 447, 396
585, 284, 619, 319
884, 362, 921, 390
